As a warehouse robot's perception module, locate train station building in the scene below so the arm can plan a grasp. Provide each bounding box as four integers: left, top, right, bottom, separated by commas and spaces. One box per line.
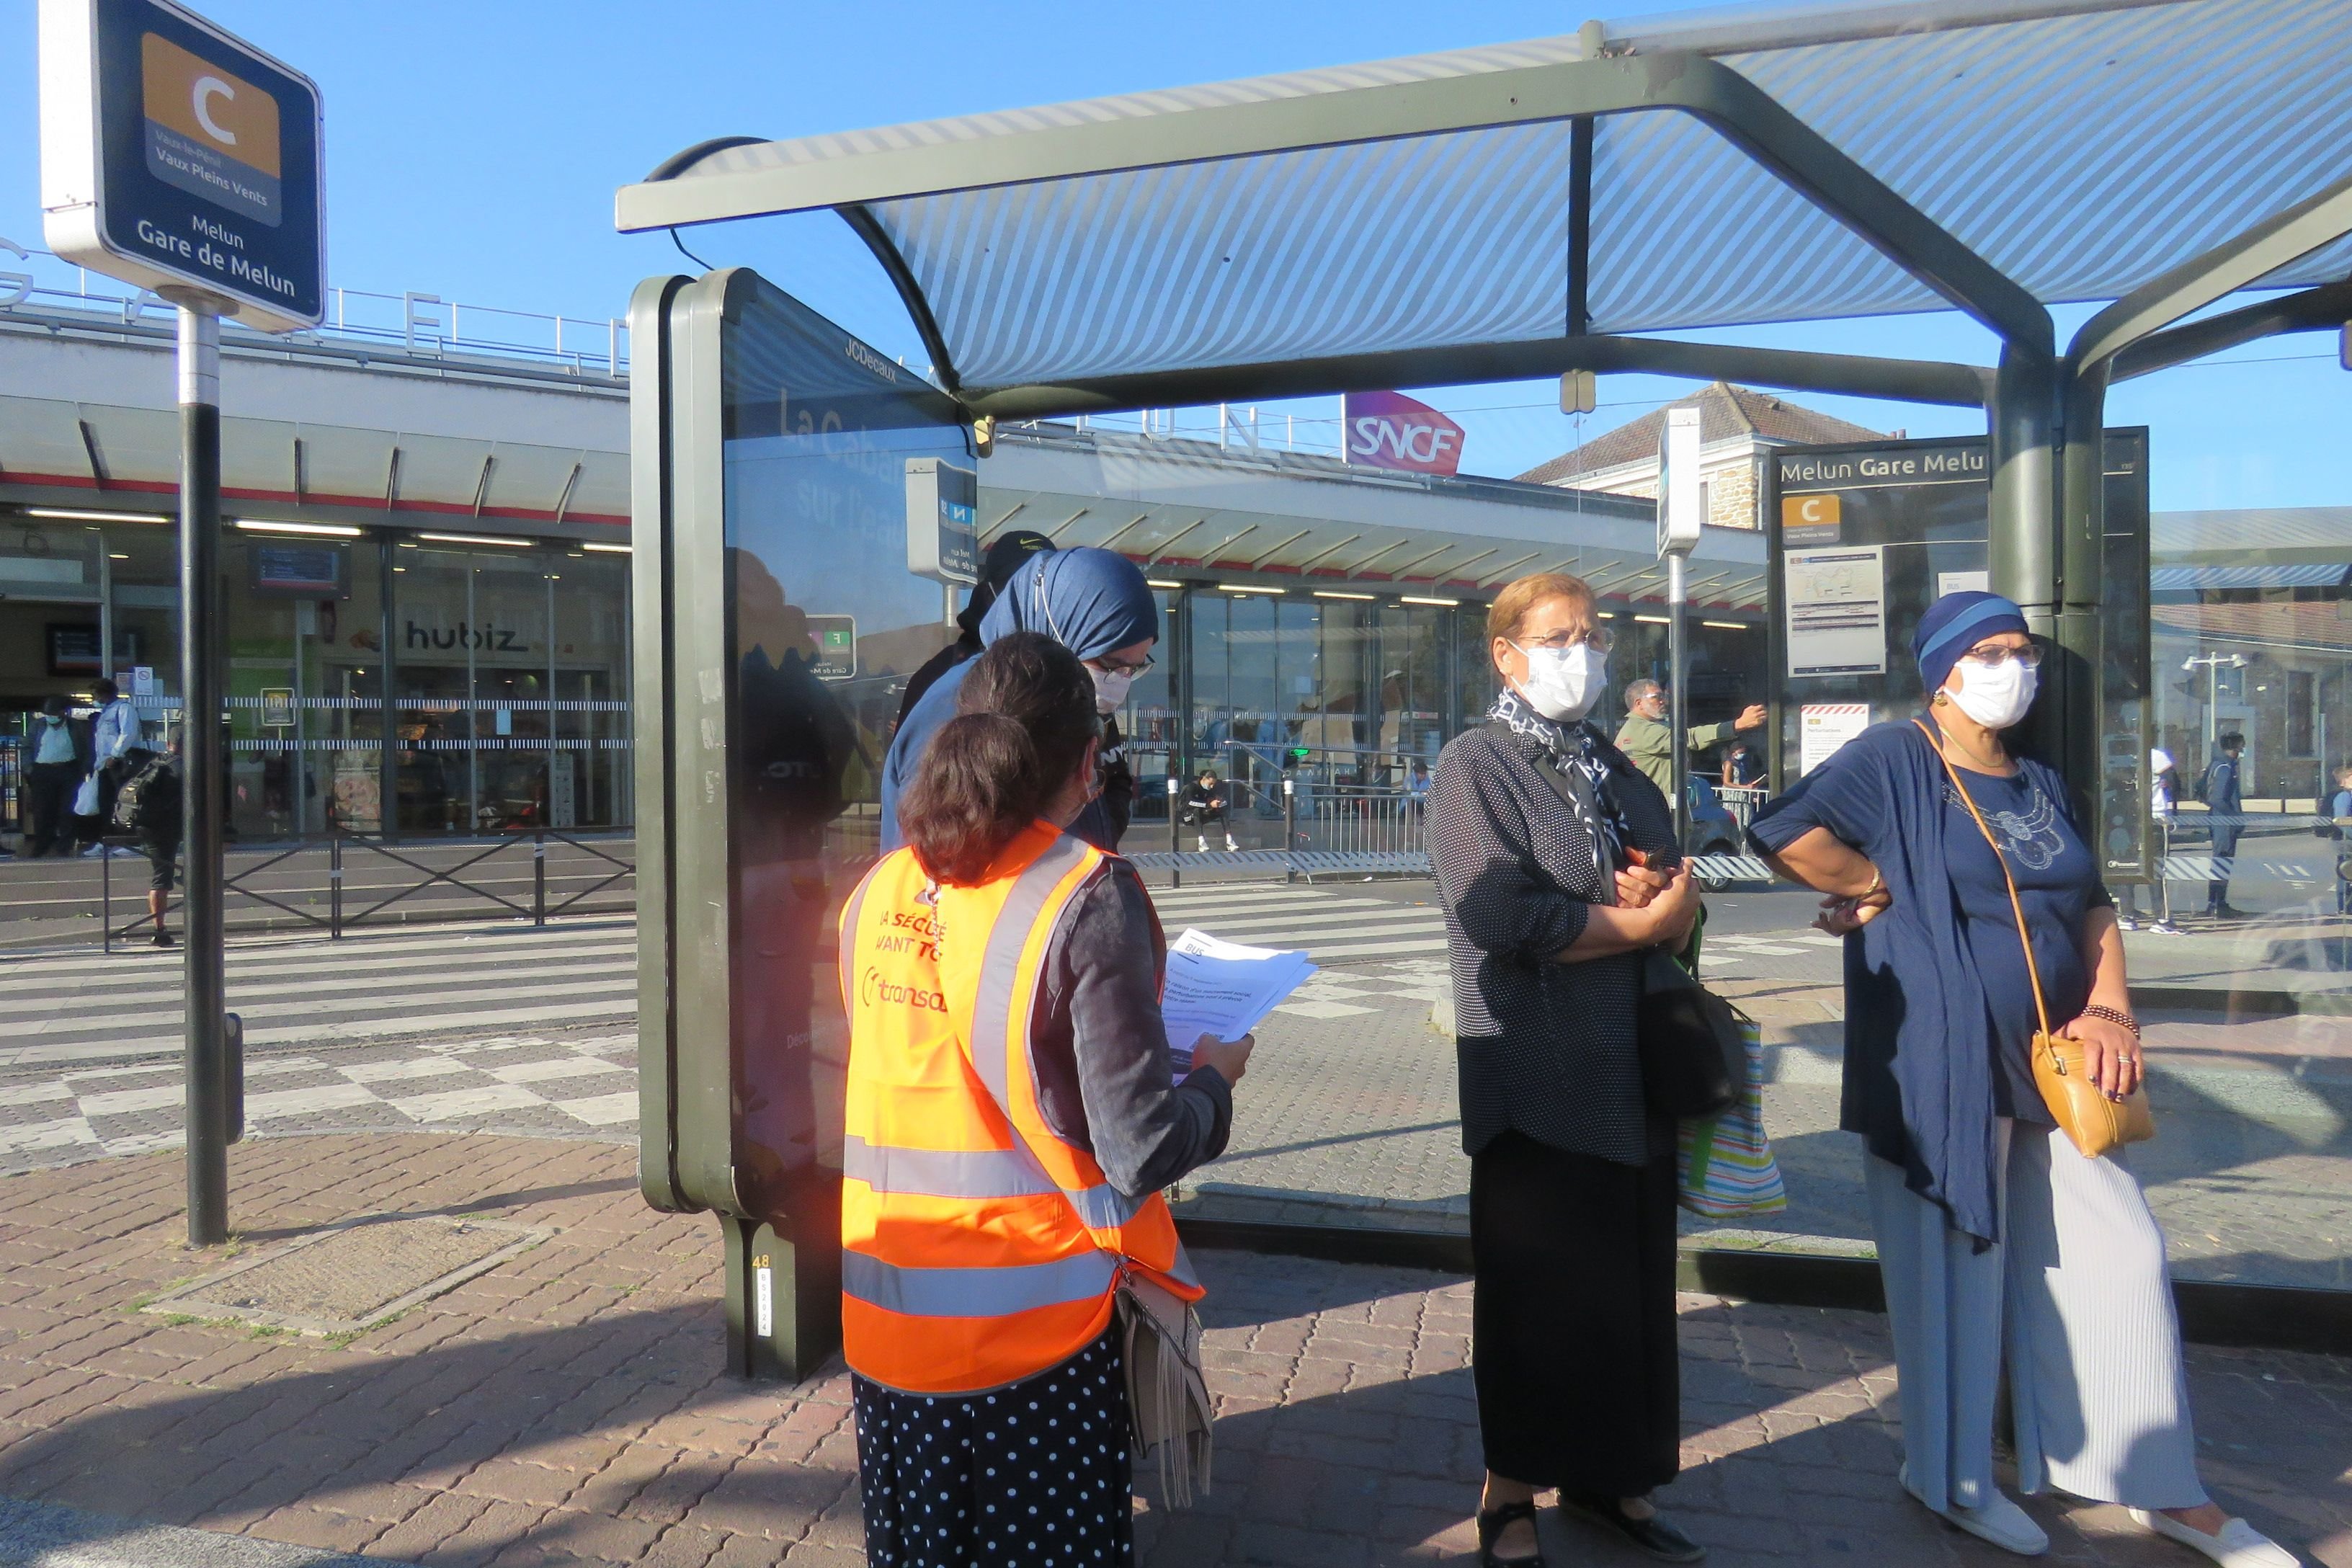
3, 269, 2348, 842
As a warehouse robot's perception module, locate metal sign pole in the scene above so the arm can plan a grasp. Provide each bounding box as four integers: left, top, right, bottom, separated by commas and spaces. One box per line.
1667, 551, 1690, 849
178, 301, 230, 1247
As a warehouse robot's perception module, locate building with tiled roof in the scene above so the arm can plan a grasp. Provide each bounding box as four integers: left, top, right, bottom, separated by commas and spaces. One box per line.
1515, 382, 1887, 530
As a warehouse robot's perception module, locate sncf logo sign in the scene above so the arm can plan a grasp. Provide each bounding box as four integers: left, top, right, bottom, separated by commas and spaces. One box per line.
1342, 391, 1466, 477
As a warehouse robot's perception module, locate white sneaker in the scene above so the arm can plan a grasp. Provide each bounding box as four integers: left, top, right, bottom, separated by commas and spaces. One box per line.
1195, 837, 1208, 852
1899, 1465, 2048, 1556
1224, 837, 1238, 852
2126, 1510, 2298, 1567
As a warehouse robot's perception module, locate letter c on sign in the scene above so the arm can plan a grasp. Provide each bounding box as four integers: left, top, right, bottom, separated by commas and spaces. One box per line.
192, 77, 239, 146
1799, 498, 1830, 525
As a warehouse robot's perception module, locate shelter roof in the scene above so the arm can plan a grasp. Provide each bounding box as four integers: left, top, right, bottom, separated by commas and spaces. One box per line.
1515, 382, 1883, 484
620, 0, 2352, 399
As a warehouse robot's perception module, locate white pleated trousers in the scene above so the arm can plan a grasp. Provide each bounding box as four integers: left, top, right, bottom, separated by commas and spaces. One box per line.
1866, 1121, 2208, 1513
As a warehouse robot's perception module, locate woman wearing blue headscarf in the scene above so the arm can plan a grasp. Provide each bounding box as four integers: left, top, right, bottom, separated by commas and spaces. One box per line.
1747, 592, 2292, 1567
881, 546, 1159, 853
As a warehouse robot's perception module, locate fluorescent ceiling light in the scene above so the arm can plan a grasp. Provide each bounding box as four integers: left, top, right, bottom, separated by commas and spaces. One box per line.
1312, 590, 1374, 600
1634, 614, 1671, 624
582, 542, 633, 555
1702, 620, 1750, 631
24, 507, 171, 525
1220, 584, 1283, 594
236, 519, 364, 538
416, 531, 533, 548
1400, 595, 1458, 607
1145, 579, 1183, 589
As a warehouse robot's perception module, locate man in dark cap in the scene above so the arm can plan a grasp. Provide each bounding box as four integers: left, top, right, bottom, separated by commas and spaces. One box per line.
894, 529, 1056, 729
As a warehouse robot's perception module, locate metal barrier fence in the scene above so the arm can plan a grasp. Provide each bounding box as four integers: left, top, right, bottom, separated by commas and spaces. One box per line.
84, 829, 636, 951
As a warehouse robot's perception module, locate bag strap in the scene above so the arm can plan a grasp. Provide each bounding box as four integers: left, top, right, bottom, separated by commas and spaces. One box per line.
1911, 718, 2055, 1046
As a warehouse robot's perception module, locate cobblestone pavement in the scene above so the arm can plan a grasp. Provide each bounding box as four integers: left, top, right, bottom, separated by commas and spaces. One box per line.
1, 1134, 2346, 1568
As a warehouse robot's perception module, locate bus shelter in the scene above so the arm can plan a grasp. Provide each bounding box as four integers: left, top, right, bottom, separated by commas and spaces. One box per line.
619, 0, 2352, 1376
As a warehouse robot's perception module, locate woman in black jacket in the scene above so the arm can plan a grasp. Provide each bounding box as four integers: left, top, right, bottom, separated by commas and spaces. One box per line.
1430, 571, 1703, 1568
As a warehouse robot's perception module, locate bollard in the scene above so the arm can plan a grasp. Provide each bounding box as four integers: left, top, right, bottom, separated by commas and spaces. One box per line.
101, 831, 111, 953
534, 831, 548, 927
1283, 775, 1296, 885
1166, 774, 1182, 889
329, 830, 343, 940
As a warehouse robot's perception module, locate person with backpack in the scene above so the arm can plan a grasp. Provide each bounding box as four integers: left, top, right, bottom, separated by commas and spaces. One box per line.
79, 677, 148, 857
2197, 734, 2248, 920
114, 738, 183, 947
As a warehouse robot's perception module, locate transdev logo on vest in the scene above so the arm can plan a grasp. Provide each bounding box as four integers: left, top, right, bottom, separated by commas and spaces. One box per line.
862, 966, 948, 1013
1342, 391, 1466, 476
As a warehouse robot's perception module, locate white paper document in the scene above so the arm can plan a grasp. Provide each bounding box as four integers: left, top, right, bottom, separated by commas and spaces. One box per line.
1159, 929, 1317, 1081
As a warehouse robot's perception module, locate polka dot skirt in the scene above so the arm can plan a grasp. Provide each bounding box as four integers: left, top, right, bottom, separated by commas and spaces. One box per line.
853, 1329, 1134, 1567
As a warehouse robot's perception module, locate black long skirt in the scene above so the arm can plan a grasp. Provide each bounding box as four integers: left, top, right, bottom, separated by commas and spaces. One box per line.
852, 1329, 1133, 1567
1470, 1130, 1681, 1497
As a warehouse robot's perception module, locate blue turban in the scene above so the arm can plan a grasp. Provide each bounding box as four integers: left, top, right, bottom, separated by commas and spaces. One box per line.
976, 546, 1159, 659
1914, 589, 2028, 695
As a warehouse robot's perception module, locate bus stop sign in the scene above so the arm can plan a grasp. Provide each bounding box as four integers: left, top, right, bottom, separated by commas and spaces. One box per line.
39, 0, 325, 331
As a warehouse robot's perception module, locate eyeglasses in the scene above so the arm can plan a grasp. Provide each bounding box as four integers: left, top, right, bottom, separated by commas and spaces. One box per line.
1516, 626, 1616, 654
1088, 653, 1155, 676
1959, 642, 2044, 669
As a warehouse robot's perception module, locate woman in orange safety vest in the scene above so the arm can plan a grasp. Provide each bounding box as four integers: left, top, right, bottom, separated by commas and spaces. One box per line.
841, 631, 1253, 1568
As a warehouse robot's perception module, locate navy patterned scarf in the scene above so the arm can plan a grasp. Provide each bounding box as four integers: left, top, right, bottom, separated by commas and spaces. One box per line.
1489, 688, 1632, 873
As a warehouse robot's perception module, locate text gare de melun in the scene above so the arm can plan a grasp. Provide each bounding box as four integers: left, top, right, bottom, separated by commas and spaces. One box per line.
1780, 447, 1987, 484
133, 213, 298, 300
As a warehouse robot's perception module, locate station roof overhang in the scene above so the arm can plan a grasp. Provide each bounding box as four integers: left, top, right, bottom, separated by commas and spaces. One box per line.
986, 424, 1768, 610
0, 393, 631, 540
620, 0, 2352, 418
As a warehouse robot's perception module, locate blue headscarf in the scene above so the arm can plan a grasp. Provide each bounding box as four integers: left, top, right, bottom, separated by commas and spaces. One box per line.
976, 547, 1159, 659
878, 547, 1158, 850
1913, 589, 2028, 695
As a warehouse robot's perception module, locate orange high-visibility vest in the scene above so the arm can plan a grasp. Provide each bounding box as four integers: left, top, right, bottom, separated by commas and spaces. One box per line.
838, 821, 1202, 1395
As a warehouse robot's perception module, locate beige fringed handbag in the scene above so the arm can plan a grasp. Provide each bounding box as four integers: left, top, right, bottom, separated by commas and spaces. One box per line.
1917, 721, 2155, 1158
1116, 1265, 1214, 1506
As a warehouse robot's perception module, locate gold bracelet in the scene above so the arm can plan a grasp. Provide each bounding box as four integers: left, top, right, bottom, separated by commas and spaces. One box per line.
1862, 868, 1884, 898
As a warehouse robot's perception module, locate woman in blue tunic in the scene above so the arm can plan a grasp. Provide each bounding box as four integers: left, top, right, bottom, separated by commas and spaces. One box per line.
1750, 592, 2294, 1568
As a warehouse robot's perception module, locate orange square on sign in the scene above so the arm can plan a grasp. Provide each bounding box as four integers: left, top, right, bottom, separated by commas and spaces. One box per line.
1781, 494, 1842, 530
141, 32, 282, 179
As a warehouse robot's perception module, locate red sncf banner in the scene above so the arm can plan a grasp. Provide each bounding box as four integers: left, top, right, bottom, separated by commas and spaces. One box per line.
1341, 391, 1466, 476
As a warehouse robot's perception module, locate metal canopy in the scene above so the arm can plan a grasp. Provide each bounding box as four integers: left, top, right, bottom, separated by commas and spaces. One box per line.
620, 0, 2352, 402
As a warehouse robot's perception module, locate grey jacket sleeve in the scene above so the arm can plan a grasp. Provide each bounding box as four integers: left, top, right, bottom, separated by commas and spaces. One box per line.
1029, 863, 1234, 1200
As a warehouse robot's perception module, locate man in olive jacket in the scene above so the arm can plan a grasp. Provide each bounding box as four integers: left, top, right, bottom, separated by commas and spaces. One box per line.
1613, 680, 1765, 800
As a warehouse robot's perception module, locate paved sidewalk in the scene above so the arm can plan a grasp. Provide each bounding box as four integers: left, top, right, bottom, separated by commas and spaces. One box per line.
1, 1134, 2347, 1567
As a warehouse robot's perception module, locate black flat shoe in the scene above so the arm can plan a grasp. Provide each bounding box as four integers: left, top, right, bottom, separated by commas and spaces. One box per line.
1476, 1500, 1546, 1568
1563, 1496, 1705, 1562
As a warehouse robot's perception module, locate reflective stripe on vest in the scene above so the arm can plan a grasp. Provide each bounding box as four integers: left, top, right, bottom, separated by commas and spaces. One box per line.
842, 1250, 1118, 1319
839, 826, 1201, 1394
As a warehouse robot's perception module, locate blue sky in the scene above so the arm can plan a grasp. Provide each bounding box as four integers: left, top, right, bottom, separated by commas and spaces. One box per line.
4, 0, 2343, 508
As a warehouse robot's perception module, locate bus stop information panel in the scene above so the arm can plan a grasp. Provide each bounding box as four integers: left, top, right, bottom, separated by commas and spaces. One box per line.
1766, 431, 2152, 883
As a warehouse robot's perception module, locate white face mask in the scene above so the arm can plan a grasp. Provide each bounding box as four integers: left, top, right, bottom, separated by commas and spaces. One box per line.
1947, 657, 2038, 729
1511, 642, 1606, 723
1089, 666, 1134, 715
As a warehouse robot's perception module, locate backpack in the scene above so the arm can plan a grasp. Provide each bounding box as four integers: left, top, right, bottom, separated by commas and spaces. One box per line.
111, 753, 179, 835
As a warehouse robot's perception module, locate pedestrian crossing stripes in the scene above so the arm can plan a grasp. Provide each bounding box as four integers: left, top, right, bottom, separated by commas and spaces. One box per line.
1, 919, 638, 1070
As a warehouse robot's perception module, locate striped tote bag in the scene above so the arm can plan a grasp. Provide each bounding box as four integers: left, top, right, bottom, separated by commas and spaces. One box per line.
1675, 1012, 1787, 1219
